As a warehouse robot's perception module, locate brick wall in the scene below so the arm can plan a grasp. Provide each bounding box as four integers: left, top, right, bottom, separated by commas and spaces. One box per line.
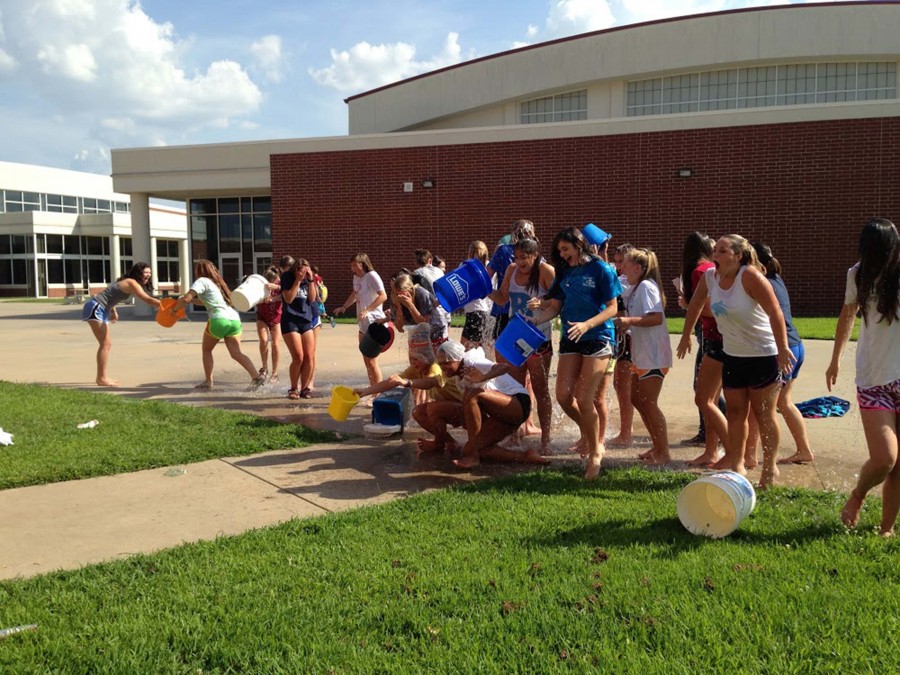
271, 117, 900, 316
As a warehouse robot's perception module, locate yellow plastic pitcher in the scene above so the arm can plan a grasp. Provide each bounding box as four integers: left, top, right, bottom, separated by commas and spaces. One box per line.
328, 386, 360, 421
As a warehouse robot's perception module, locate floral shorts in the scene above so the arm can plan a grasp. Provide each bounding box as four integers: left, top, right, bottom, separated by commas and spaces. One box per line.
857, 377, 900, 413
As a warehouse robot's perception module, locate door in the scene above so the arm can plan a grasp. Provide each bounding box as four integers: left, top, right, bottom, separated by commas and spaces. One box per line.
219, 253, 242, 294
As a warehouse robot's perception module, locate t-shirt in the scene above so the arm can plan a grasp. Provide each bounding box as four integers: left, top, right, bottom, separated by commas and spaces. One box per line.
280, 270, 315, 323
400, 362, 450, 401
691, 261, 722, 342
353, 271, 386, 330
460, 348, 528, 397
624, 280, 673, 370
547, 257, 621, 344
845, 263, 900, 388
488, 244, 514, 317
400, 286, 448, 343
191, 277, 239, 321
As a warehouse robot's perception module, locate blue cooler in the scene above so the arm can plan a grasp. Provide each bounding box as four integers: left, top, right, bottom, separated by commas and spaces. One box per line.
372, 387, 412, 431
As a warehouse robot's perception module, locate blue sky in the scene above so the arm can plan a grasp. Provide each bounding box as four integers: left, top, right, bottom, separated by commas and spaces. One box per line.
0, 0, 853, 173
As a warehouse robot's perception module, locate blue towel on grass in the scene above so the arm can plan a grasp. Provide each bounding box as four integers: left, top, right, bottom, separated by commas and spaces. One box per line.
795, 396, 850, 419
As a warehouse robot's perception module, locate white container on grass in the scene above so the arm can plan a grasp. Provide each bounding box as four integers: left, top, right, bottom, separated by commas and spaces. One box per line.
677, 471, 756, 538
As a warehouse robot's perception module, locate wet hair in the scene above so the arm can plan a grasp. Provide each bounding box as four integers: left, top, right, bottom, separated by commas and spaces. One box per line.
264, 266, 280, 283
468, 240, 489, 265
514, 238, 542, 294
720, 234, 763, 272
415, 249, 433, 267
118, 262, 152, 292
391, 272, 416, 294
626, 248, 666, 309
432, 254, 446, 269
194, 259, 232, 305
681, 232, 714, 302
510, 219, 536, 244
751, 242, 782, 279
615, 243, 634, 256
351, 252, 374, 273
855, 218, 900, 326
278, 255, 295, 269
550, 227, 592, 271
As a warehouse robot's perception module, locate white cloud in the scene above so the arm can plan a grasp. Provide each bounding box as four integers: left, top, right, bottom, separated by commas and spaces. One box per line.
251, 35, 285, 83
618, 0, 729, 22
0, 0, 265, 169
310, 32, 464, 94
545, 0, 616, 37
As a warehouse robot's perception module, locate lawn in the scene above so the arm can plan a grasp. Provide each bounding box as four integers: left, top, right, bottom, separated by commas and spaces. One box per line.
0, 467, 895, 672
0, 382, 335, 490
666, 316, 858, 341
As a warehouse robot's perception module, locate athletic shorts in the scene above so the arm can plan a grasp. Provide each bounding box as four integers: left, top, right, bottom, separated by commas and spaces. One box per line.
857, 377, 900, 413
615, 331, 632, 362
722, 353, 780, 390
559, 338, 613, 358
281, 315, 315, 335
512, 392, 532, 424
702, 338, 726, 363
207, 318, 242, 340
462, 311, 488, 343
491, 313, 510, 341
786, 343, 804, 380
311, 315, 322, 330
81, 299, 109, 323
632, 366, 669, 380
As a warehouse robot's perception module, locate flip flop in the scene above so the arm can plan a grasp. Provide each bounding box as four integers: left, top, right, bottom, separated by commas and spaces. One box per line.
287, 389, 300, 400
299, 387, 313, 399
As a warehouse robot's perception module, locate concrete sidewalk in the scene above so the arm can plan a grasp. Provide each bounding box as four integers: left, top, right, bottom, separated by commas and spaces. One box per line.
0, 302, 865, 580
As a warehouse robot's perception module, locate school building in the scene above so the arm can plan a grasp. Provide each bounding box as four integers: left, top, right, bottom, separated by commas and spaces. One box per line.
110, 2, 900, 315
0, 161, 188, 299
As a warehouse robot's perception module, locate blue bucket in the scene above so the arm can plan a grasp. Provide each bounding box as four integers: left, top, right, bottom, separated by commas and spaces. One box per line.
582, 223, 611, 247
433, 259, 493, 313
494, 314, 547, 367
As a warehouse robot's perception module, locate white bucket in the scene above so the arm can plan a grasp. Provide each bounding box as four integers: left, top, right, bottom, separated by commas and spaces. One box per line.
677, 471, 756, 538
231, 274, 269, 312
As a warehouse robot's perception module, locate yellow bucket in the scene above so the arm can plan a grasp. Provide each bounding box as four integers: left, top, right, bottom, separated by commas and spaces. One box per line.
328, 386, 360, 421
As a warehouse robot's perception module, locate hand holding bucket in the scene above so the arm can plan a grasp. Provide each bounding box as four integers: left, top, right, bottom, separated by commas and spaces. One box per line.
494, 314, 546, 367
329, 386, 360, 421
232, 274, 269, 312
433, 259, 493, 313
156, 298, 186, 328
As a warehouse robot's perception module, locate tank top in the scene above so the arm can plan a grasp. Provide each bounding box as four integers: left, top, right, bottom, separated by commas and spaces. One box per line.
704, 266, 776, 357
508, 270, 551, 340
92, 281, 132, 310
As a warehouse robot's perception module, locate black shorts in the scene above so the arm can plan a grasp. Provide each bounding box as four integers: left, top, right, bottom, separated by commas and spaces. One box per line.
615, 331, 632, 362
559, 338, 613, 358
722, 353, 781, 390
702, 338, 726, 363
512, 392, 532, 423
491, 313, 510, 340
281, 315, 315, 335
462, 311, 488, 343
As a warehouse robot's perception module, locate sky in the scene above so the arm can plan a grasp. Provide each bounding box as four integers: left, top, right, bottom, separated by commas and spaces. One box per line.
0, 0, 858, 174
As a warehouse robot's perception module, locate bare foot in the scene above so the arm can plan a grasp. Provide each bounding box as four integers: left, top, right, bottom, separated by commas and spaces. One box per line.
744, 455, 758, 470
687, 451, 718, 467
95, 378, 119, 387
758, 464, 780, 490
841, 490, 865, 528
540, 442, 553, 457
607, 435, 632, 448
879, 529, 894, 538
523, 420, 542, 436
568, 437, 586, 457
777, 452, 814, 465
522, 448, 552, 465
710, 456, 748, 476
709, 456, 731, 470
641, 452, 671, 467
453, 455, 480, 469
417, 438, 446, 454
637, 448, 654, 460
268, 374, 279, 384
585, 452, 603, 480
194, 381, 213, 390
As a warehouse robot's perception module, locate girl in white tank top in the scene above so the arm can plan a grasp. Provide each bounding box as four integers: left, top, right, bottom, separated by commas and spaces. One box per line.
704, 266, 777, 357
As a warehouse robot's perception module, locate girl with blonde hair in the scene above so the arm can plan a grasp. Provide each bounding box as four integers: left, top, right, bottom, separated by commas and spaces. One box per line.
462, 240, 492, 349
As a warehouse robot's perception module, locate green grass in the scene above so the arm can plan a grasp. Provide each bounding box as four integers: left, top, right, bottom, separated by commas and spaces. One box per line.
666, 316, 858, 341
0, 382, 335, 490
0, 297, 67, 304
0, 467, 895, 672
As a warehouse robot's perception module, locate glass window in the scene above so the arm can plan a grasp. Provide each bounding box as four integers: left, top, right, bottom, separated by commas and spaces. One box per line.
114, 201, 130, 213
83, 198, 97, 213
88, 259, 107, 284
520, 89, 588, 124
12, 259, 25, 285
0, 259, 11, 285
47, 259, 64, 284
120, 237, 132, 257
11, 235, 30, 254
241, 197, 252, 212
219, 214, 241, 253
97, 199, 111, 213
252, 197, 271, 212
190, 199, 218, 214
218, 197, 240, 213
253, 213, 272, 252
85, 236, 104, 255
120, 259, 134, 277
0, 235, 9, 254
64, 258, 83, 284
64, 235, 81, 255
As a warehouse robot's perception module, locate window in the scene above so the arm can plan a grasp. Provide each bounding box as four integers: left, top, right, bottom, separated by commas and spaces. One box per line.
46, 235, 63, 254
47, 259, 64, 284
155, 239, 181, 283
520, 89, 587, 124
627, 61, 897, 116
85, 236, 105, 256
0, 259, 11, 284
0, 235, 10, 255
64, 258, 83, 285
11, 235, 31, 254
119, 237, 132, 257
2, 190, 40, 212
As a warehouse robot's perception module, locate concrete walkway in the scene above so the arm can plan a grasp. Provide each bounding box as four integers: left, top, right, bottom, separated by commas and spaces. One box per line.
0, 302, 865, 580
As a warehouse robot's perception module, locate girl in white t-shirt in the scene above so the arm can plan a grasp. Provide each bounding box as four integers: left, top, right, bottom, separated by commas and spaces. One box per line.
171, 259, 264, 390
334, 253, 388, 386
615, 248, 672, 466
827, 218, 900, 536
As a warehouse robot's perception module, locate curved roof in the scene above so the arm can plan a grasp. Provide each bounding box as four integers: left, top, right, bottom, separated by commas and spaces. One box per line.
347, 2, 900, 134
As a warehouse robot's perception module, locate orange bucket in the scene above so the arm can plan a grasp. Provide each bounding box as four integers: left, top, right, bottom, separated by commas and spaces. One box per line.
156, 297, 186, 328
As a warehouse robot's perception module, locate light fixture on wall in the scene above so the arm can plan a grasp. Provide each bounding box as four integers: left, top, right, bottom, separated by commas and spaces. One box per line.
676, 168, 694, 178
422, 178, 435, 188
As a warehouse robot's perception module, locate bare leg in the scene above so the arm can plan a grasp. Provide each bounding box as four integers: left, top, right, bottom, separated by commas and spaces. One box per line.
455, 390, 526, 468
714, 386, 749, 476
631, 374, 670, 466
744, 412, 760, 470
88, 320, 117, 386
776, 379, 814, 464
688, 356, 726, 465
282, 331, 304, 392
269, 324, 282, 381
256, 321, 270, 373
224, 334, 260, 380
750, 381, 782, 489
527, 350, 554, 454
299, 329, 316, 391
608, 358, 634, 446
568, 356, 608, 479
842, 409, 899, 529
593, 370, 612, 449
197, 329, 218, 388
306, 325, 320, 390
359, 332, 382, 387
413, 401, 463, 453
